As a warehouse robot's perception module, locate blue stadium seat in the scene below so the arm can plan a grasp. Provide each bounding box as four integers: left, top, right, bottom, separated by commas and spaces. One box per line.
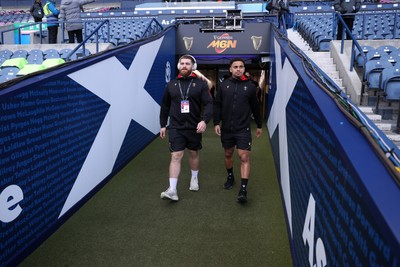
355, 46, 375, 68
43, 49, 60, 59
0, 49, 13, 59
381, 66, 400, 101
110, 38, 119, 46
12, 49, 28, 58
59, 48, 72, 56
366, 50, 384, 62
0, 57, 8, 65
0, 74, 16, 83
64, 48, 91, 61
27, 56, 44, 64
376, 45, 397, 55
316, 35, 332, 51
386, 55, 400, 65
0, 66, 21, 76
116, 38, 130, 46
364, 59, 393, 90
29, 49, 44, 56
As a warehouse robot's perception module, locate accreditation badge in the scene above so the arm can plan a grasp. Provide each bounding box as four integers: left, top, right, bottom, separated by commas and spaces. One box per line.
181, 100, 190, 113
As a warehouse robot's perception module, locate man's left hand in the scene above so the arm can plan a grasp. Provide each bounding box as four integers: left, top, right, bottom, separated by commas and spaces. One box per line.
256, 128, 262, 138
196, 121, 207, 133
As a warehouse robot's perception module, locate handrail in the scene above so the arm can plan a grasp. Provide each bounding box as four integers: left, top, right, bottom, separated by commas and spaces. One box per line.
1, 21, 46, 44
141, 18, 164, 39
334, 12, 368, 105
59, 19, 109, 44
64, 19, 110, 61
0, 19, 110, 62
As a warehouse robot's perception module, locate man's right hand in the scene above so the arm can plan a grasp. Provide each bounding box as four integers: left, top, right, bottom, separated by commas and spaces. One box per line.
160, 127, 166, 139
214, 125, 221, 136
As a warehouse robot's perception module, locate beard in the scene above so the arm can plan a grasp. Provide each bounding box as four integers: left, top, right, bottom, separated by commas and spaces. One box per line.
180, 68, 191, 76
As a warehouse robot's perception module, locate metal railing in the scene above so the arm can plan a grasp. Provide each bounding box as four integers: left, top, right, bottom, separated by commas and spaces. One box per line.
0, 21, 47, 45
0, 17, 163, 60
63, 19, 110, 61
333, 13, 368, 104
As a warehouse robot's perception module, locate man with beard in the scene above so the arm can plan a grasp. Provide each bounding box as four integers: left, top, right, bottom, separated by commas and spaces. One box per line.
159, 55, 213, 201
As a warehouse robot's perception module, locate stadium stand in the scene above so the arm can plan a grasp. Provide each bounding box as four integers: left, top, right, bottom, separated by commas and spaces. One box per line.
354, 45, 375, 67
381, 66, 400, 101
364, 59, 393, 91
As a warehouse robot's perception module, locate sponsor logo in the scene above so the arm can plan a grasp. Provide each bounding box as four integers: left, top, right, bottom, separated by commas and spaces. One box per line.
183, 36, 194, 51
251, 36, 263, 51
207, 33, 237, 53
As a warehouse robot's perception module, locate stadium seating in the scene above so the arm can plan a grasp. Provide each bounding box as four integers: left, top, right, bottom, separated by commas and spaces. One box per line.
0, 48, 75, 83
29, 49, 44, 56
0, 10, 30, 24
42, 58, 65, 68
381, 66, 400, 101
376, 45, 397, 55
295, 8, 399, 47
294, 14, 334, 51
1, 57, 28, 69
0, 50, 13, 60
366, 50, 385, 62
0, 73, 16, 83
27, 55, 44, 64
0, 66, 21, 77
43, 49, 60, 59
17, 64, 46, 76
364, 59, 393, 90
355, 46, 375, 68
11, 49, 29, 58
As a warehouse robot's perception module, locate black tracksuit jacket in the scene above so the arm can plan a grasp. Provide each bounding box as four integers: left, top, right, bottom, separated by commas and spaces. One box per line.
160, 73, 213, 130
213, 76, 262, 132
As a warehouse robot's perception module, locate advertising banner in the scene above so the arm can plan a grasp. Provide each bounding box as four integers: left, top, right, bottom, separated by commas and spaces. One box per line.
267, 31, 400, 267
0, 29, 176, 266
177, 23, 271, 55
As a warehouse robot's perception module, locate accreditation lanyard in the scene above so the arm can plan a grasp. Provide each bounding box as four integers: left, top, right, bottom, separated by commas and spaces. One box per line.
179, 79, 193, 113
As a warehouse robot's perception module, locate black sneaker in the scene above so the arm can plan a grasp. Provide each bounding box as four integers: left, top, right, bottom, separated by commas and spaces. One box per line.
223, 178, 235, 189
237, 189, 248, 203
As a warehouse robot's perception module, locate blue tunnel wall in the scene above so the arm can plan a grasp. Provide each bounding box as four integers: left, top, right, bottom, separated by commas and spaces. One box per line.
267, 29, 400, 266
0, 27, 176, 266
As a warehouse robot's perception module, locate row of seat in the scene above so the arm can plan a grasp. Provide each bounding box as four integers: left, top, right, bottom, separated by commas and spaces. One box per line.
0, 48, 91, 62
295, 14, 334, 51
355, 45, 400, 68
7, 17, 158, 47
364, 60, 400, 90
369, 64, 400, 109
0, 7, 116, 25
0, 57, 66, 83
82, 18, 154, 46
0, 10, 31, 25
0, 47, 93, 83
294, 11, 400, 51
353, 13, 400, 40
375, 66, 400, 107
358, 46, 400, 103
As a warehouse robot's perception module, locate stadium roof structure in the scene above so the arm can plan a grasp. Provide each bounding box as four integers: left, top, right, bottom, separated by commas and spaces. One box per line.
132, 1, 265, 16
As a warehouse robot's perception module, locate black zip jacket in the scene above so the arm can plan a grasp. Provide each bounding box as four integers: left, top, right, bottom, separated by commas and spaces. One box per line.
214, 76, 262, 132
160, 73, 213, 130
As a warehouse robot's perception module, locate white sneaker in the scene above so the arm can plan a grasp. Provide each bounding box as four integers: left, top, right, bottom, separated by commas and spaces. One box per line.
160, 188, 179, 201
189, 177, 199, 191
